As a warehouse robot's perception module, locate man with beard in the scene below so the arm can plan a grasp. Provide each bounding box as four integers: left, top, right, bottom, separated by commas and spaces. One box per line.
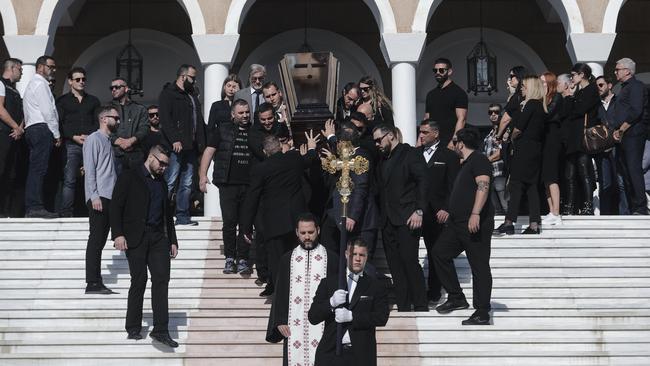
266, 213, 338, 366
141, 105, 162, 153
433, 128, 494, 326
83, 105, 119, 294
335, 83, 360, 122
109, 77, 149, 174
248, 102, 287, 161
262, 81, 289, 128
372, 123, 429, 312
159, 64, 207, 226
423, 58, 468, 148
110, 144, 179, 347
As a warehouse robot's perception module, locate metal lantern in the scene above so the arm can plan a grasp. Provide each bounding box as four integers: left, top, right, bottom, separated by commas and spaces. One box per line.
116, 43, 143, 96
466, 40, 497, 96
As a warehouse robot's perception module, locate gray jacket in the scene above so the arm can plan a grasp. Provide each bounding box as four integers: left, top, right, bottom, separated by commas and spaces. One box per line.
110, 99, 149, 155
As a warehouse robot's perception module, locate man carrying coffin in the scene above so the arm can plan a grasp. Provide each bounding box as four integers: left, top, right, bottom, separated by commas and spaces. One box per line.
266, 213, 338, 366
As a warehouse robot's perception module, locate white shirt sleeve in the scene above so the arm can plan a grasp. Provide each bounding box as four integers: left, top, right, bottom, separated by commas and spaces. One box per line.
0, 82, 5, 97
34, 81, 60, 139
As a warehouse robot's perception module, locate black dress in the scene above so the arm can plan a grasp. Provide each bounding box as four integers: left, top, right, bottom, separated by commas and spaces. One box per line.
510, 99, 545, 183
562, 82, 601, 155
541, 94, 564, 184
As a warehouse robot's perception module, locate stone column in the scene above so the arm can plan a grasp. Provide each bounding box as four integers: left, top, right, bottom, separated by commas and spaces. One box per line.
380, 33, 426, 145
3, 35, 52, 96
192, 34, 240, 217
566, 33, 616, 78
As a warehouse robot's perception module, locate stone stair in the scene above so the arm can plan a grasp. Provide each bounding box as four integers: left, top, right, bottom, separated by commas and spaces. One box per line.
1, 216, 650, 365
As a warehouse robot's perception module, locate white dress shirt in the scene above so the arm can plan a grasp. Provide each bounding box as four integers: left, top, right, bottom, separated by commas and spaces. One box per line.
23, 73, 59, 138
342, 270, 364, 345
423, 141, 439, 163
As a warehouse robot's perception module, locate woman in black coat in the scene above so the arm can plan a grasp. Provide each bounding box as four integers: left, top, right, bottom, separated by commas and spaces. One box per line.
561, 63, 600, 215
540, 72, 564, 225
207, 74, 242, 140
495, 75, 546, 235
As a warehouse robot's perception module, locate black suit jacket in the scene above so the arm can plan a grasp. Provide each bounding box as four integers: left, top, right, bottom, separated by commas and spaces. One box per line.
376, 143, 429, 226
308, 272, 389, 366
418, 144, 460, 214
241, 150, 317, 238
109, 167, 178, 248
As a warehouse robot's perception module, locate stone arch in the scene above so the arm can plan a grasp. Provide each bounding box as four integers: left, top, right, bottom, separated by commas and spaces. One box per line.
411, 0, 584, 35
35, 0, 206, 36
0, 0, 18, 35
416, 27, 547, 123
224, 0, 396, 35
602, 0, 626, 33
67, 28, 201, 105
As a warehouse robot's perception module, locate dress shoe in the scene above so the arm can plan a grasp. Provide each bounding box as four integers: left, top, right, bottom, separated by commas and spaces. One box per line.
521, 226, 540, 235
175, 219, 198, 226
85, 282, 116, 294
461, 310, 491, 325
150, 332, 179, 348
127, 329, 143, 340
435, 299, 470, 314
259, 287, 274, 297
254, 277, 267, 286
493, 223, 514, 236
25, 209, 58, 219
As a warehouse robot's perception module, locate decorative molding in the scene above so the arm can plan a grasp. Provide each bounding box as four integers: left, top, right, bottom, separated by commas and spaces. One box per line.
0, 0, 18, 35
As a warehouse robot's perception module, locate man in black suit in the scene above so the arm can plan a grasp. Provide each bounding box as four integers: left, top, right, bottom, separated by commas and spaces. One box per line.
110, 145, 179, 347
308, 239, 389, 366
242, 133, 319, 296
372, 124, 429, 312
417, 119, 460, 302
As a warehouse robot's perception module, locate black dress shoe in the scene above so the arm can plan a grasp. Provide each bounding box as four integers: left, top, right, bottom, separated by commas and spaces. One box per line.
521, 226, 540, 235
85, 283, 117, 294
127, 330, 143, 340
259, 287, 274, 297
254, 277, 267, 286
461, 311, 491, 325
150, 332, 179, 348
435, 299, 470, 314
493, 223, 514, 236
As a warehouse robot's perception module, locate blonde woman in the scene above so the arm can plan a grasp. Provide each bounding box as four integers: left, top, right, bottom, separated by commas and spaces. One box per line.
358, 76, 394, 125
494, 76, 547, 235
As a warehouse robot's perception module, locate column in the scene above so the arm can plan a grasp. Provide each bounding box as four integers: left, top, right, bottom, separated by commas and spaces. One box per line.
391, 62, 418, 145
3, 35, 52, 96
192, 34, 240, 217
566, 33, 616, 77
202, 63, 230, 217
380, 33, 427, 146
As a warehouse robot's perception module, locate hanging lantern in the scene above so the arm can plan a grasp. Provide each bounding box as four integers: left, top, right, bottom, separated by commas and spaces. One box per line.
466, 40, 497, 95
116, 43, 143, 96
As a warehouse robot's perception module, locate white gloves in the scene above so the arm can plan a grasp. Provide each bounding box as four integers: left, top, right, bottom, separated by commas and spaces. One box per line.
335, 308, 353, 323
329, 289, 348, 307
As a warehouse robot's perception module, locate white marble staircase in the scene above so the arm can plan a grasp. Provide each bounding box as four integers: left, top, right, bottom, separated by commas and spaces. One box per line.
1, 216, 650, 365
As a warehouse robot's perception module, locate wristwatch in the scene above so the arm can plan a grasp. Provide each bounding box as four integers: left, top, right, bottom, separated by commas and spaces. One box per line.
415, 209, 423, 216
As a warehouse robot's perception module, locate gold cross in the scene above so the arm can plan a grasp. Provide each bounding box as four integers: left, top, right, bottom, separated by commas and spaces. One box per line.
322, 141, 369, 217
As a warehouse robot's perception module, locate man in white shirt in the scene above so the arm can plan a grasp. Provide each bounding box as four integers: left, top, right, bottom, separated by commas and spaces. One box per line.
23, 55, 59, 218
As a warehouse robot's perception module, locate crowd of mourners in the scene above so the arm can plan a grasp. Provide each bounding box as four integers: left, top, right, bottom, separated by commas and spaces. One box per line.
1, 54, 650, 348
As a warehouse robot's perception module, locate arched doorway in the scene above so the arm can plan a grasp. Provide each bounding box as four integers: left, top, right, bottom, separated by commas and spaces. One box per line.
606, 0, 650, 75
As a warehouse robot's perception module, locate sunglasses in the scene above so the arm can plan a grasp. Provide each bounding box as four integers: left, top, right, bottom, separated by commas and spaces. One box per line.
433, 68, 448, 74
374, 133, 389, 144
73, 77, 86, 83
508, 74, 515, 80
104, 115, 120, 122
597, 83, 607, 88
149, 112, 159, 118
360, 86, 371, 92
110, 85, 126, 91
152, 154, 169, 168
252, 76, 265, 81
488, 110, 500, 115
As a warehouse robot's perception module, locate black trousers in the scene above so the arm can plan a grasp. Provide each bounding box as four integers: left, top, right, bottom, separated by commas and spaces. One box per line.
618, 133, 648, 214
433, 219, 493, 313
125, 229, 171, 334
382, 221, 427, 310
85, 197, 111, 283
266, 232, 296, 291
564, 152, 594, 211
422, 211, 444, 299
254, 212, 268, 280
218, 184, 250, 260
321, 214, 377, 259
506, 179, 541, 224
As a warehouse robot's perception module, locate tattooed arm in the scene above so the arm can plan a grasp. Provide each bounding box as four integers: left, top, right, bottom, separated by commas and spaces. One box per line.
468, 175, 491, 233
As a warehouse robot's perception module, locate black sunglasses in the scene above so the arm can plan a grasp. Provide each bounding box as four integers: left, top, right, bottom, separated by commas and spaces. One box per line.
110, 85, 126, 91
73, 77, 86, 83
149, 112, 159, 118
104, 115, 120, 122
488, 110, 500, 115
360, 86, 371, 92
152, 154, 169, 167
433, 68, 448, 74
597, 83, 606, 87
374, 133, 389, 144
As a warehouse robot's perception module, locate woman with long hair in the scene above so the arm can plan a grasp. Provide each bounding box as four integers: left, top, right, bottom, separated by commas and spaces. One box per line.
358, 76, 394, 126
540, 72, 564, 225
495, 76, 546, 235
207, 73, 242, 134
561, 63, 600, 215
497, 66, 528, 139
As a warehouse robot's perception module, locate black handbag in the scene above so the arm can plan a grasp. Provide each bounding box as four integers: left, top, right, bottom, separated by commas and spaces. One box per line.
583, 114, 615, 154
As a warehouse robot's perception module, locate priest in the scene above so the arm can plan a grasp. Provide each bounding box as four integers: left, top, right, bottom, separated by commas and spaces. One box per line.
266, 212, 338, 366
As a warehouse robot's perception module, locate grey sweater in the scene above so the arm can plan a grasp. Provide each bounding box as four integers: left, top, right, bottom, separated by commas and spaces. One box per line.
83, 130, 117, 201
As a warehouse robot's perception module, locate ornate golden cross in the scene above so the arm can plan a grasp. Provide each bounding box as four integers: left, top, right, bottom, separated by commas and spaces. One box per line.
322, 141, 369, 217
